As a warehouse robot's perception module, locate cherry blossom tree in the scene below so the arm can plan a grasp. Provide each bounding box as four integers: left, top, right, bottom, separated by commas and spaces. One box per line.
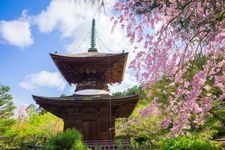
113, 0, 225, 136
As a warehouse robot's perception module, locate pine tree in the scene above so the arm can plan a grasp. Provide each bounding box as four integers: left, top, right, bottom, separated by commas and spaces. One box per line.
0, 85, 16, 135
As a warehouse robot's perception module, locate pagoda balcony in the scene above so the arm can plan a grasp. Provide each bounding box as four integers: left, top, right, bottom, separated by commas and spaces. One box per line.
84, 140, 130, 150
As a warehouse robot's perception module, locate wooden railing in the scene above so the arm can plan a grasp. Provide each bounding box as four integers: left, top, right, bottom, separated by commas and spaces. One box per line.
84, 140, 130, 150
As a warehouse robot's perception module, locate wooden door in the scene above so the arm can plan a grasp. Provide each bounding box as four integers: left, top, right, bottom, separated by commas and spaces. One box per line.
82, 120, 97, 141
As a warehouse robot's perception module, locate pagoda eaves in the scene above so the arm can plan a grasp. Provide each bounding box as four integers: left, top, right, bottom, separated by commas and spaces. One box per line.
33, 94, 138, 118
50, 52, 128, 91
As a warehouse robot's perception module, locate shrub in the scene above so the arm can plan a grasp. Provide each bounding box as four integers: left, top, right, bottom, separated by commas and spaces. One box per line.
43, 129, 89, 150
160, 135, 221, 150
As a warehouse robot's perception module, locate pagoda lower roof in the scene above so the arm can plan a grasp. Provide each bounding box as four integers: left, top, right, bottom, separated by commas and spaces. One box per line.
50, 52, 128, 84
33, 94, 138, 118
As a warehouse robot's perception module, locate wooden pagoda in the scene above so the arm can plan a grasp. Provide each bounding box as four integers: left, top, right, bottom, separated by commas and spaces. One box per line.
33, 19, 138, 144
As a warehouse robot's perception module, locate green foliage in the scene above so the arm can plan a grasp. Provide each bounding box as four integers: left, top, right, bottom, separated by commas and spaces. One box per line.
209, 101, 225, 138
0, 85, 16, 148
160, 136, 221, 150
43, 129, 89, 150
116, 96, 164, 148
26, 104, 46, 117
146, 75, 174, 105
0, 85, 16, 133
60, 93, 67, 97
0, 103, 63, 148
113, 86, 142, 96
0, 85, 16, 118
185, 53, 208, 81
14, 111, 63, 147
25, 113, 58, 136
202, 116, 220, 138
115, 76, 172, 147
130, 114, 164, 148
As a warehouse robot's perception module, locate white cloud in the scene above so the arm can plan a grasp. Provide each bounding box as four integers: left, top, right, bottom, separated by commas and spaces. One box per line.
35, 0, 130, 53
36, 0, 95, 37
19, 71, 66, 91
0, 10, 33, 48
65, 14, 131, 54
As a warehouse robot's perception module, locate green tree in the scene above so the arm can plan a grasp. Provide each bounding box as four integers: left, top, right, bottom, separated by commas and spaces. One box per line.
113, 86, 142, 96
15, 111, 63, 147
160, 135, 220, 150
6, 105, 63, 148
43, 129, 89, 150
26, 104, 46, 117
0, 85, 16, 147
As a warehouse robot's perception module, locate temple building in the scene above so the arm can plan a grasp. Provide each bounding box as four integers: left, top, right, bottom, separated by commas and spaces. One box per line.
33, 19, 139, 147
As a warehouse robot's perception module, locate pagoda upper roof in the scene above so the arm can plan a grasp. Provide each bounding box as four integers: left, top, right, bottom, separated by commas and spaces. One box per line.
33, 94, 138, 118
55, 52, 121, 57
50, 52, 128, 85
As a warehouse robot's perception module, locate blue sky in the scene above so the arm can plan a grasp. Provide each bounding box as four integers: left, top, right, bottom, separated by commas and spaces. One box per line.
0, 0, 138, 107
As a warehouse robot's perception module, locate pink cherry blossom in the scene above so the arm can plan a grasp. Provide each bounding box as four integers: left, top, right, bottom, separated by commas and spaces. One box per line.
113, 0, 225, 136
